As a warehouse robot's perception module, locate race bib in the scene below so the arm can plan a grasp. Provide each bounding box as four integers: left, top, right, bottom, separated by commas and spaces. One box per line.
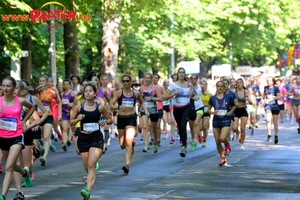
267, 99, 275, 104
62, 98, 70, 105
122, 98, 134, 108
216, 109, 227, 116
177, 97, 189, 104
204, 106, 208, 112
83, 123, 99, 132
277, 100, 283, 105
0, 117, 17, 131
145, 101, 155, 108
162, 100, 170, 106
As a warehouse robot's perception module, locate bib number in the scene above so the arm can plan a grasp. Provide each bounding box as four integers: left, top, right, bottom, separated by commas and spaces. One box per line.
0, 117, 17, 131
62, 98, 70, 104
216, 110, 227, 116
122, 100, 134, 108
177, 97, 189, 104
267, 99, 275, 104
145, 101, 155, 108
204, 106, 208, 112
83, 123, 99, 132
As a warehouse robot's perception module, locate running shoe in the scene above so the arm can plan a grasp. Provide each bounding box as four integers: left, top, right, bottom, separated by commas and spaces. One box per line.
157, 141, 161, 147
164, 133, 168, 139
30, 171, 34, 180
170, 138, 175, 144
122, 165, 130, 174
67, 140, 72, 146
23, 167, 32, 188
0, 164, 2, 173
140, 135, 144, 141
219, 157, 227, 166
57, 132, 63, 141
190, 141, 196, 151
50, 142, 56, 152
267, 135, 272, 142
132, 141, 135, 155
274, 136, 279, 144
38, 144, 45, 156
94, 162, 99, 170
142, 146, 149, 152
198, 135, 203, 143
61, 144, 67, 151
81, 187, 90, 200
251, 129, 254, 135
40, 157, 46, 166
202, 142, 206, 147
240, 144, 245, 150
176, 134, 180, 140
13, 192, 24, 200
180, 148, 186, 157
224, 144, 231, 156
179, 140, 182, 145
0, 195, 5, 200
33, 146, 40, 158
149, 139, 154, 146
153, 144, 158, 153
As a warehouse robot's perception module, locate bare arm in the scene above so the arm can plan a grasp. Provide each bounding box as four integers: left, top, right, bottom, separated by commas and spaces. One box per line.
33, 96, 49, 124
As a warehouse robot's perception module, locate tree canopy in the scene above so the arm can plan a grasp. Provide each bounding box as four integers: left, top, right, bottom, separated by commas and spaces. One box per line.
0, 0, 299, 82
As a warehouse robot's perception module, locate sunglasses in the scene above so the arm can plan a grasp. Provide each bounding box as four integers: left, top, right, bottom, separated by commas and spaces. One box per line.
122, 80, 130, 83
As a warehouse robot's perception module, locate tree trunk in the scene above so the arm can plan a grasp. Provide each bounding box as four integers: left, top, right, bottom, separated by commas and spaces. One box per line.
21, 24, 32, 80
101, 15, 121, 82
64, 22, 80, 78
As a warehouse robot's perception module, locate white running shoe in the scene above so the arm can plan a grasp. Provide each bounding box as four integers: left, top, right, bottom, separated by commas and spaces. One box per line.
240, 144, 245, 150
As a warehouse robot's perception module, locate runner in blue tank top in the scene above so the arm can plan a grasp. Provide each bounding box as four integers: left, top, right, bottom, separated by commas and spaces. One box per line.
207, 81, 236, 166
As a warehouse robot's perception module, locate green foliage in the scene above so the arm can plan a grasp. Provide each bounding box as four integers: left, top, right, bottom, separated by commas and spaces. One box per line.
0, 0, 299, 80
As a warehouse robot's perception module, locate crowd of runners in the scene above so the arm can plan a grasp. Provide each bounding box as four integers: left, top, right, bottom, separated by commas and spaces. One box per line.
0, 68, 299, 200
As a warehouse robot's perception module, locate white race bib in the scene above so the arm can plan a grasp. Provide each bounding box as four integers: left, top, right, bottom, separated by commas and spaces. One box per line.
145, 101, 155, 108
277, 100, 283, 105
83, 123, 99, 132
122, 100, 134, 108
267, 99, 275, 104
162, 100, 170, 106
204, 106, 208, 112
0, 117, 17, 131
177, 97, 189, 104
62, 98, 70, 104
216, 110, 227, 116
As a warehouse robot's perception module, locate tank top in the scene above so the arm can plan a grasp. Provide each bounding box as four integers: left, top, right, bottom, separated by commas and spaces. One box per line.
80, 102, 101, 132
141, 85, 158, 114
97, 87, 112, 99
201, 91, 210, 112
235, 89, 247, 103
0, 96, 23, 138
62, 91, 75, 113
117, 89, 137, 108
38, 88, 55, 116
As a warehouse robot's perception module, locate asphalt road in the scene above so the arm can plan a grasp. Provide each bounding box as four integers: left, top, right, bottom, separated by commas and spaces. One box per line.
1, 119, 300, 200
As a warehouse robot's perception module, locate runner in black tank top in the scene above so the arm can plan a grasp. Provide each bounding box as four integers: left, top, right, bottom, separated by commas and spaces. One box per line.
70, 83, 112, 200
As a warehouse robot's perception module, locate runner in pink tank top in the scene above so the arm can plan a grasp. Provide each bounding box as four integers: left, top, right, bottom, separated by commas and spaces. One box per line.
0, 76, 35, 200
